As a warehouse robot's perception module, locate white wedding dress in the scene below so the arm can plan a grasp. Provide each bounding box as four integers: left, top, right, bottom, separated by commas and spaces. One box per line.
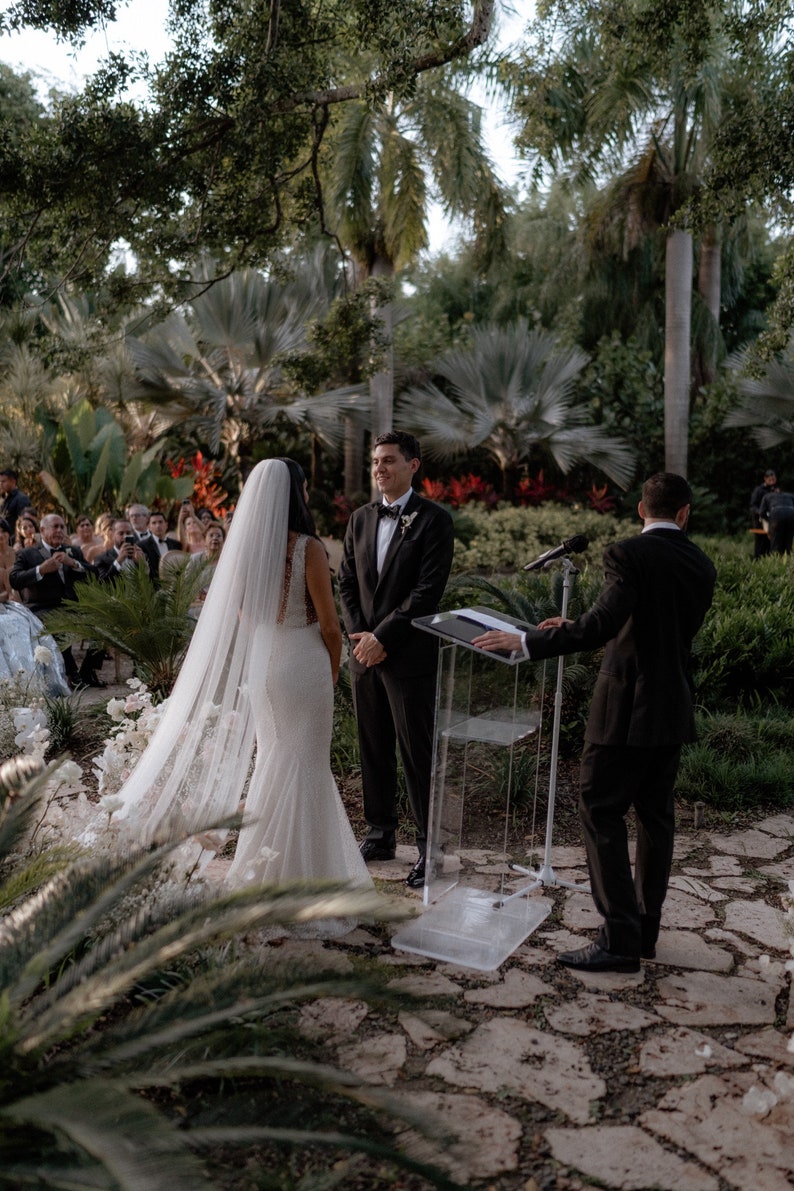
102, 460, 372, 905
226, 533, 372, 888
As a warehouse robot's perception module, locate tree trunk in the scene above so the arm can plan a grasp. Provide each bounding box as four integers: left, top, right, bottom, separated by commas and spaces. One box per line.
698, 225, 721, 322
664, 227, 693, 477
343, 416, 365, 500
697, 224, 722, 384
368, 253, 395, 498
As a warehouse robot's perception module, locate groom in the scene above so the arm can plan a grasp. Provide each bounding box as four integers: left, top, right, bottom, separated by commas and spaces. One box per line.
338, 431, 454, 888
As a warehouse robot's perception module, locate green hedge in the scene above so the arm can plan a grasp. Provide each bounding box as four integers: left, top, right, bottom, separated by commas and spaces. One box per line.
451, 505, 627, 573
446, 515, 794, 809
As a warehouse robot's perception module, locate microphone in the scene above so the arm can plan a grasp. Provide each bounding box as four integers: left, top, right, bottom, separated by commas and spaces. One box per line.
523, 534, 589, 572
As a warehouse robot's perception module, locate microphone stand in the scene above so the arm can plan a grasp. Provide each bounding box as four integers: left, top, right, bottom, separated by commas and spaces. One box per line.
495, 555, 590, 908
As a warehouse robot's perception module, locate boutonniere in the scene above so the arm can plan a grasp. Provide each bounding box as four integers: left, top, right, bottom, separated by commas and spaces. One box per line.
400, 511, 419, 536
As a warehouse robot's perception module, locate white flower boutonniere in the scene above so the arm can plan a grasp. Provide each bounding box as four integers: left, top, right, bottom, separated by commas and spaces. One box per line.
400, 511, 419, 536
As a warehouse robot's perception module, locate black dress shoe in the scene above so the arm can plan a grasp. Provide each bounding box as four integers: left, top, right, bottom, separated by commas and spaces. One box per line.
359, 836, 396, 862
406, 857, 426, 889
641, 944, 657, 960
557, 941, 640, 973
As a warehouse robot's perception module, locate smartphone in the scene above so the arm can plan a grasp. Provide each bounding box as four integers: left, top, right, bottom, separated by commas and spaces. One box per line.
125, 534, 136, 545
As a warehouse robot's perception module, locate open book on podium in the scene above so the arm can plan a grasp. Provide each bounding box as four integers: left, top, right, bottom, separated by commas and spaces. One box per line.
391, 605, 552, 971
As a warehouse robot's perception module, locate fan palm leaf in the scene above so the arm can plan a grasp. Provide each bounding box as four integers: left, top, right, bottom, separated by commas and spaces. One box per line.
398, 321, 635, 491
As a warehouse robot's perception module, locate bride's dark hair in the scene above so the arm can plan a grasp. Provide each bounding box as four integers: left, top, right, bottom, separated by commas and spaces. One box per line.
278, 458, 317, 537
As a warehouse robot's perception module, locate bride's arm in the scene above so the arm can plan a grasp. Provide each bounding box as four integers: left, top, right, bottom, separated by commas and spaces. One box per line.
305, 536, 343, 685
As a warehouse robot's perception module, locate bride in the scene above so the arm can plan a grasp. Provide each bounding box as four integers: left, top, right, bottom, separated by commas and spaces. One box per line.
108, 458, 372, 890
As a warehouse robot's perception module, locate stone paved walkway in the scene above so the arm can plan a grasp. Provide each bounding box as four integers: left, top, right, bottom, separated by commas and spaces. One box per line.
96, 664, 793, 1188
281, 815, 793, 1190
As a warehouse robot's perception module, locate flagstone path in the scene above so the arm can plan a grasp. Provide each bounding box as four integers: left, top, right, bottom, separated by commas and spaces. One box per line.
281, 814, 793, 1190
88, 663, 793, 1189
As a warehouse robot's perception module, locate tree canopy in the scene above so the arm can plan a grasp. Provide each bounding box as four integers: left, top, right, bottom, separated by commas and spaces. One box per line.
0, 0, 498, 299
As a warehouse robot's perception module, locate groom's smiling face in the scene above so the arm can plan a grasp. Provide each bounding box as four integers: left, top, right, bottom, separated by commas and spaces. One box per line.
372, 444, 419, 503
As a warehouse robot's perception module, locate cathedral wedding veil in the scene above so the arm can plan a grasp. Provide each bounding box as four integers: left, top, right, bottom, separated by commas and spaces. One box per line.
111, 459, 290, 844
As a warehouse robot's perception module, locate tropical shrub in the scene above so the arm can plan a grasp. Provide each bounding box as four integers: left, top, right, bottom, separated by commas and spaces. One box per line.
692, 551, 794, 710
451, 504, 622, 572
42, 560, 209, 698
677, 711, 794, 810
0, 760, 463, 1191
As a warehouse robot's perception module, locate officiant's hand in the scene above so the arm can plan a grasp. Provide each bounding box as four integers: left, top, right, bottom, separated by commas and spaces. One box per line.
350, 631, 387, 666
537, 616, 573, 630
471, 629, 523, 653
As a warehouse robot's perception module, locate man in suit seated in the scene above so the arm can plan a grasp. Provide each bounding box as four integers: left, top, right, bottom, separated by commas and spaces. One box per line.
10, 511, 106, 687
473, 473, 716, 973
94, 519, 150, 580
147, 512, 182, 557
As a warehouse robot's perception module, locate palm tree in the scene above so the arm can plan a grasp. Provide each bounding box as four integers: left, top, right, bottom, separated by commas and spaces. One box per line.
326, 72, 507, 493
725, 350, 794, 449
509, 8, 746, 477
124, 254, 366, 489
397, 321, 635, 497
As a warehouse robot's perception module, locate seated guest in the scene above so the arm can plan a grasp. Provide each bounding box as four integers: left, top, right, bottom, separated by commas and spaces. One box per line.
0, 563, 70, 695
15, 513, 40, 552
10, 512, 105, 687
84, 513, 115, 563
94, 519, 150, 580
148, 511, 182, 556
0, 517, 17, 582
196, 506, 214, 528
71, 513, 101, 554
189, 521, 225, 604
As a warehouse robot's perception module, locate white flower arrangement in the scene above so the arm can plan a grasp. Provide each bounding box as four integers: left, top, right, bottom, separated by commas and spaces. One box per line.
92, 679, 170, 798
33, 645, 53, 666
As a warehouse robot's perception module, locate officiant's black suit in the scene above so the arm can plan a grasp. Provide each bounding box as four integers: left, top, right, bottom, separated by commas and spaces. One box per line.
338, 491, 454, 852
525, 527, 716, 956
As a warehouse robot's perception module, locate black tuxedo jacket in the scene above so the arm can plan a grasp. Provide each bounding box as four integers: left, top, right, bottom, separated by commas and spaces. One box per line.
338, 491, 454, 678
10, 544, 96, 611
133, 532, 163, 580
526, 529, 716, 748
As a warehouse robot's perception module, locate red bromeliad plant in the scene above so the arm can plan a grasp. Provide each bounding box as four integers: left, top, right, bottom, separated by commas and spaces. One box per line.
585, 483, 617, 513
420, 474, 498, 508
420, 478, 447, 502
513, 470, 570, 507
167, 452, 230, 519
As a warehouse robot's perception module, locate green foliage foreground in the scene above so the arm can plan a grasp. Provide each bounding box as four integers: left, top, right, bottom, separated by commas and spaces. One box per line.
0, 760, 463, 1191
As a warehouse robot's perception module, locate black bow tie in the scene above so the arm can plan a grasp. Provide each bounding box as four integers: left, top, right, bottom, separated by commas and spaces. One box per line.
377, 504, 402, 520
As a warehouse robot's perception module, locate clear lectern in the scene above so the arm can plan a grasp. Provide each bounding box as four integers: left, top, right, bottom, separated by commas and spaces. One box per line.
391, 607, 552, 970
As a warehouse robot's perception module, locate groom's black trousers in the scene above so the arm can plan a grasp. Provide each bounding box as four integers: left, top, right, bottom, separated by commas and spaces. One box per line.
351, 664, 435, 852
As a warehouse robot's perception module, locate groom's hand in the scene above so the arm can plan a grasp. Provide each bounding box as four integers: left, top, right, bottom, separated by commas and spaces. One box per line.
350, 631, 387, 666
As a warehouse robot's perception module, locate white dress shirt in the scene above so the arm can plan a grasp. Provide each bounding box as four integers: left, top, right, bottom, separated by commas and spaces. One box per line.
376, 489, 412, 573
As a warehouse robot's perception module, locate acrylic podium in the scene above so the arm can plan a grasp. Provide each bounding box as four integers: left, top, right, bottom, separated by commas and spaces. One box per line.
391, 607, 552, 970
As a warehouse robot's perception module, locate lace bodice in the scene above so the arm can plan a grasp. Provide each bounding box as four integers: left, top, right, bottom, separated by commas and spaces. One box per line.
277, 533, 318, 627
